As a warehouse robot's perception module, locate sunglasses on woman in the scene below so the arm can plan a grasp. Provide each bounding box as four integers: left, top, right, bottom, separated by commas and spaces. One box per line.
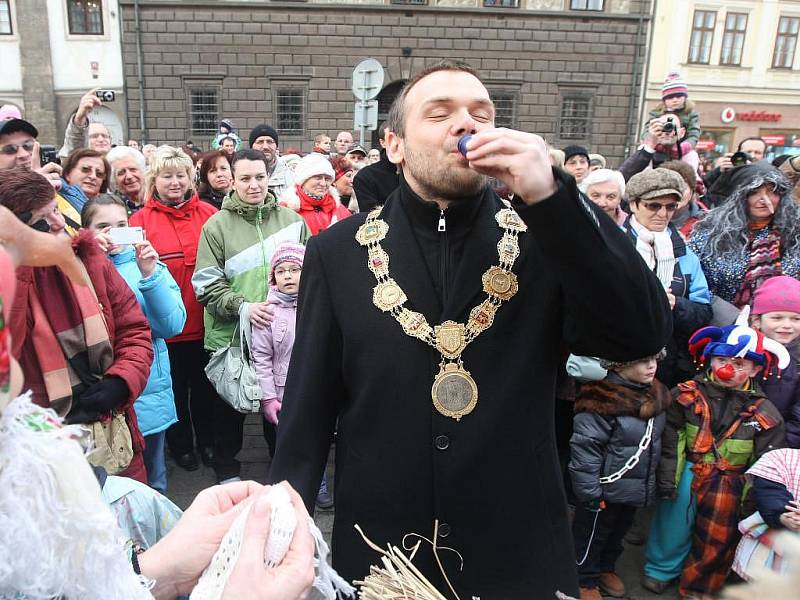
641, 201, 679, 213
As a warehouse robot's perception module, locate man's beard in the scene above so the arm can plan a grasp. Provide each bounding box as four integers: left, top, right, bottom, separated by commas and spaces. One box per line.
403, 143, 488, 202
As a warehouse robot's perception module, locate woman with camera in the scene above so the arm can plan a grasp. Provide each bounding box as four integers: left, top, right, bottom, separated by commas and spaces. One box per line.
689, 162, 800, 309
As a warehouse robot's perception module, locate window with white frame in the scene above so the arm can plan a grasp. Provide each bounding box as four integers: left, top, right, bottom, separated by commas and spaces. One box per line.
67, 0, 104, 35
720, 13, 748, 66
688, 10, 716, 64
0, 0, 13, 34
570, 0, 603, 11
773, 16, 799, 69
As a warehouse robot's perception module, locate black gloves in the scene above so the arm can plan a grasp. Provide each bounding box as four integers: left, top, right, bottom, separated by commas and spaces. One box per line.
79, 376, 129, 414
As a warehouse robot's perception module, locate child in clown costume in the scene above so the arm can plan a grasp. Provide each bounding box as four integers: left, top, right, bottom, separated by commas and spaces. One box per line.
643, 307, 787, 599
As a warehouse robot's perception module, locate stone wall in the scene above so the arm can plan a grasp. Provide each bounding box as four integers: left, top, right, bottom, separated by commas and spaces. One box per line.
119, 1, 651, 163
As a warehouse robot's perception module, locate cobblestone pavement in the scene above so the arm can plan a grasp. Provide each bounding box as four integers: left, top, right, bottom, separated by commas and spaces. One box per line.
165, 415, 681, 600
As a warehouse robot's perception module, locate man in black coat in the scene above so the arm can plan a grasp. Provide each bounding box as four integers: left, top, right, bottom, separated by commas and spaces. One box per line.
353, 122, 399, 212
269, 61, 672, 599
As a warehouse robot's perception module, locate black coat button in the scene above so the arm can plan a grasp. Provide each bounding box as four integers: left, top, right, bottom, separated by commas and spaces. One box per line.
434, 435, 450, 450
438, 522, 451, 538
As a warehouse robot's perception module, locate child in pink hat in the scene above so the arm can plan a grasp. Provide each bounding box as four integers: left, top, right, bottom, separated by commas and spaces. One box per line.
752, 275, 800, 447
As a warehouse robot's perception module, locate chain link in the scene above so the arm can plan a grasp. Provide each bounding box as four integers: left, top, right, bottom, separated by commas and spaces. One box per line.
599, 417, 655, 485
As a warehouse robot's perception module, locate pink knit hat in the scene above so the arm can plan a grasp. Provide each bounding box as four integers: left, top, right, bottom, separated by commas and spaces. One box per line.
752, 276, 800, 316
269, 241, 305, 286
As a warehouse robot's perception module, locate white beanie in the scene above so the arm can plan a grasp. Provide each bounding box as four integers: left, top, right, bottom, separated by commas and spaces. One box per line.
293, 153, 334, 186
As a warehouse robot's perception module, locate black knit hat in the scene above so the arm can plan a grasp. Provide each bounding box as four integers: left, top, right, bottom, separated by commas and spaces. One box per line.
563, 145, 590, 163
249, 124, 279, 148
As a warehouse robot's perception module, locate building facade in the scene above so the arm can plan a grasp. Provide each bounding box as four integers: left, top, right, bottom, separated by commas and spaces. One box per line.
644, 0, 800, 162
0, 0, 129, 147
118, 0, 653, 164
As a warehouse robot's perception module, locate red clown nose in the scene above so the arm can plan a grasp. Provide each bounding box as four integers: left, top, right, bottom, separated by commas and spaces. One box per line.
714, 364, 736, 381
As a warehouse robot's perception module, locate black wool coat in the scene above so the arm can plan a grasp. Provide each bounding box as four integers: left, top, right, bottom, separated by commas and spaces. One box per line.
353, 149, 400, 212
269, 173, 672, 599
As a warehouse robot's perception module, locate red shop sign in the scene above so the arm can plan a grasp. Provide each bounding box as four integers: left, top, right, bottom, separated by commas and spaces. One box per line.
738, 111, 782, 122
762, 135, 786, 146
696, 140, 717, 151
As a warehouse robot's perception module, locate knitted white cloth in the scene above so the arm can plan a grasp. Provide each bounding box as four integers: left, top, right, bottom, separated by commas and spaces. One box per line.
191, 485, 355, 600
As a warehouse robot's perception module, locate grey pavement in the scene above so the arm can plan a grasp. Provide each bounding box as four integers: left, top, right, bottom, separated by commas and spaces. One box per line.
164, 414, 679, 600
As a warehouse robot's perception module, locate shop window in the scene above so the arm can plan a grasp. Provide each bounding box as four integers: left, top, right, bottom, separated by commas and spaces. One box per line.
720, 13, 747, 66
485, 0, 520, 7
0, 0, 12, 35
188, 88, 220, 139
772, 16, 799, 69
491, 92, 516, 128
760, 130, 800, 161
570, 0, 603, 10
67, 0, 104, 35
688, 10, 716, 64
696, 129, 734, 159
559, 95, 592, 141
275, 89, 305, 136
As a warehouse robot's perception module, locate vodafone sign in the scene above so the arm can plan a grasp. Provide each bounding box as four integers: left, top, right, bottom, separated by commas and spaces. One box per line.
721, 107, 736, 123
720, 107, 782, 124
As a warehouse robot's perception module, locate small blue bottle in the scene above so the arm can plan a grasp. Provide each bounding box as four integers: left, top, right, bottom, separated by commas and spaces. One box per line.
457, 134, 473, 157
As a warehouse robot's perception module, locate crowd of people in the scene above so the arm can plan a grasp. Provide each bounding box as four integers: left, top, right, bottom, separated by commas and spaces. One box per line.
2, 62, 800, 600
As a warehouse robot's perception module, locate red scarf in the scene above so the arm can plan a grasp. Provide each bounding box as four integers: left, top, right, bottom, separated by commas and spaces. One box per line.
296, 185, 338, 236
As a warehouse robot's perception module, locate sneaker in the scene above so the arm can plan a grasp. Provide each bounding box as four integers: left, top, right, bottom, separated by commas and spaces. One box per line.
316, 477, 334, 509
599, 572, 625, 597
641, 575, 674, 594
579, 587, 602, 600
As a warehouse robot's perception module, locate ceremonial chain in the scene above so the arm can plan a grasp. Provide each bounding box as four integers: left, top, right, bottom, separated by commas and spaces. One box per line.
355, 205, 527, 421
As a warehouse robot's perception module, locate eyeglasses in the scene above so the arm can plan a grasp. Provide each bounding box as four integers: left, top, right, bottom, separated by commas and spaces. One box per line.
88, 132, 111, 139
0, 139, 35, 155
641, 201, 679, 213
274, 267, 301, 276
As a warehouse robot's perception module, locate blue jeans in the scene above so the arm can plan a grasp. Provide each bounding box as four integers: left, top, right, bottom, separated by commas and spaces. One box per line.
143, 431, 168, 495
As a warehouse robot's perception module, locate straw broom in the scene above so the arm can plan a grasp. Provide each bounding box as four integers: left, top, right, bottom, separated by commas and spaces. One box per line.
353, 522, 480, 600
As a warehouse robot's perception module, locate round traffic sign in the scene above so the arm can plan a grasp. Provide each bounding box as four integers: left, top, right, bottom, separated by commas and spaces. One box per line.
352, 59, 385, 101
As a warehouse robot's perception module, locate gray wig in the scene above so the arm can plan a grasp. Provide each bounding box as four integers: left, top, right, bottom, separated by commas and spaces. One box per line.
692, 169, 800, 260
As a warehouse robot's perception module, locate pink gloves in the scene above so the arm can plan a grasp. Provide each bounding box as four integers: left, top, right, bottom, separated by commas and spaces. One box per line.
261, 398, 282, 424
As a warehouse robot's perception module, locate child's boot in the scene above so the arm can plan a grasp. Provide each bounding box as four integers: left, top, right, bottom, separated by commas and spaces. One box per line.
599, 572, 625, 597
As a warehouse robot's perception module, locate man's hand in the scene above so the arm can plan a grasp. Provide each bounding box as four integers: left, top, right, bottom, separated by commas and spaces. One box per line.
135, 240, 159, 278
666, 288, 676, 310
36, 162, 63, 192
249, 301, 275, 329
139, 480, 266, 599
645, 120, 664, 148
715, 153, 734, 172
462, 128, 556, 205
74, 89, 101, 127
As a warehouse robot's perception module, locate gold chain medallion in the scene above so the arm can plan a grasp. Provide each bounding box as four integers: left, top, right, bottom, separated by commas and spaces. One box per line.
431, 362, 478, 421
357, 204, 525, 420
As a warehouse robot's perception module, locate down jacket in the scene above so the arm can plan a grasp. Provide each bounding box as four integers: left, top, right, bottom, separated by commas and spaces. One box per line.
569, 375, 671, 507
251, 294, 296, 404
111, 247, 187, 436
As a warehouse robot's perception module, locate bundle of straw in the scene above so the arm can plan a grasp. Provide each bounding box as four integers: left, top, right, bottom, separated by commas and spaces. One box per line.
353, 523, 479, 600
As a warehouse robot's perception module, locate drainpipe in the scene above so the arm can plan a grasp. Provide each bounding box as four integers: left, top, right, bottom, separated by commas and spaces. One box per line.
134, 0, 148, 142
625, 0, 655, 157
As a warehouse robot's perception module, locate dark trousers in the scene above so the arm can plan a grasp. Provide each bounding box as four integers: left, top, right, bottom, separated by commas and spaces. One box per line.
573, 502, 636, 588
212, 385, 277, 481
165, 340, 217, 456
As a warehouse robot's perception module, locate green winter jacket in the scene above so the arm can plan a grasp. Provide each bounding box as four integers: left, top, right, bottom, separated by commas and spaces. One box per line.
641, 98, 701, 146
192, 191, 310, 351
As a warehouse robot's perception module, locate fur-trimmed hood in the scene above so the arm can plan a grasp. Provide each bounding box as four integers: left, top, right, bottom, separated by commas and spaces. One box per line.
575, 379, 671, 419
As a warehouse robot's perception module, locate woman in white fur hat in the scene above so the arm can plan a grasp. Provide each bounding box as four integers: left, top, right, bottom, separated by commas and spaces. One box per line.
279, 153, 352, 235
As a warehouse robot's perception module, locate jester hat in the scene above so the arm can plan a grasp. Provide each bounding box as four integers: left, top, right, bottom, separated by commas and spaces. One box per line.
688, 306, 790, 377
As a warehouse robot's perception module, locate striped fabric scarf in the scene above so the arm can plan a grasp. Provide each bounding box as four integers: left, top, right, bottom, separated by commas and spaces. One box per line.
629, 216, 676, 290
733, 226, 783, 308
26, 264, 113, 415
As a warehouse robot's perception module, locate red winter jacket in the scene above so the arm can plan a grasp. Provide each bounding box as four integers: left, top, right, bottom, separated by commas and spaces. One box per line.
130, 195, 218, 343
295, 186, 352, 236
11, 232, 153, 483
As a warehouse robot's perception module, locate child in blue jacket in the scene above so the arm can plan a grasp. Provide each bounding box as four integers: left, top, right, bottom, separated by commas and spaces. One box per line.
82, 195, 186, 493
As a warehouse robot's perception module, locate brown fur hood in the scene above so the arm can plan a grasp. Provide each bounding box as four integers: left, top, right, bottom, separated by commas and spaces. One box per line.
575, 379, 672, 419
